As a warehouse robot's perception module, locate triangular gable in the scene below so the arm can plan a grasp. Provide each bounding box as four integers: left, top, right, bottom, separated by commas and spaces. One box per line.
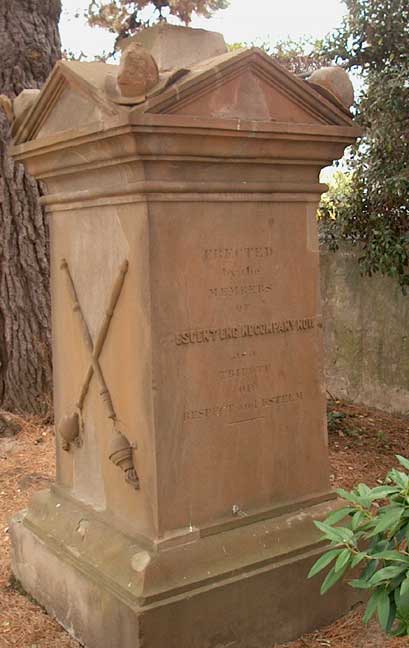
14, 47, 356, 146
138, 48, 354, 127
13, 61, 124, 145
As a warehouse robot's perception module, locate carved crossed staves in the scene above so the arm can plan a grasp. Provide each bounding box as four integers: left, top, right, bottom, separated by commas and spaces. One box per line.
61, 257, 127, 418
59, 258, 139, 489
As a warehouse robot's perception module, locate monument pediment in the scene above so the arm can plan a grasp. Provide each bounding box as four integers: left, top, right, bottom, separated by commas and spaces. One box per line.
13, 60, 125, 145
14, 47, 355, 146
139, 49, 354, 127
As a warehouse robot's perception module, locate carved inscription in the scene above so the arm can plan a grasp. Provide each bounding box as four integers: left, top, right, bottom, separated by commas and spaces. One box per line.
218, 364, 270, 380
209, 284, 272, 298
222, 265, 262, 279
175, 318, 314, 346
203, 246, 273, 301
218, 364, 271, 395
232, 350, 257, 360
180, 240, 313, 427
184, 391, 304, 422
203, 247, 273, 261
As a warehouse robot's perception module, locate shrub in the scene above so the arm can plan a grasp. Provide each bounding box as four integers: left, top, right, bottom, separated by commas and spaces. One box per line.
309, 455, 409, 636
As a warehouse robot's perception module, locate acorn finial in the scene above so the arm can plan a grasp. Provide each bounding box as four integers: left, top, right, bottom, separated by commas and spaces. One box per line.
109, 433, 139, 489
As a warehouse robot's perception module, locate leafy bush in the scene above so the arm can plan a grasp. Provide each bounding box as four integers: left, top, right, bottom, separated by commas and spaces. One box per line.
327, 407, 347, 431
316, 0, 409, 293
309, 455, 409, 636
318, 172, 355, 249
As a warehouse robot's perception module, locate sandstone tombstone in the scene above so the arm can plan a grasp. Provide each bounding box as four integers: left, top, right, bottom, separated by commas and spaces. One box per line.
10, 26, 362, 648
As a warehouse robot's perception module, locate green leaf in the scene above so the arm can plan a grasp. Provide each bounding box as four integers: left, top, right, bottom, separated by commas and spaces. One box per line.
369, 507, 403, 536
389, 470, 409, 490
371, 550, 409, 564
324, 507, 353, 526
396, 456, 409, 472
400, 577, 409, 598
351, 511, 364, 530
396, 524, 409, 544
397, 586, 409, 619
308, 549, 342, 578
336, 488, 362, 505
361, 558, 379, 581
377, 589, 391, 631
314, 520, 353, 544
386, 599, 397, 634
351, 552, 366, 568
349, 577, 372, 590
335, 548, 352, 573
369, 565, 407, 587
320, 563, 349, 595
363, 590, 381, 624
357, 483, 372, 498
368, 486, 400, 500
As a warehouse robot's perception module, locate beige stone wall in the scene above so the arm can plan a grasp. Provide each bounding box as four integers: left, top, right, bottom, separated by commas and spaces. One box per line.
320, 244, 409, 414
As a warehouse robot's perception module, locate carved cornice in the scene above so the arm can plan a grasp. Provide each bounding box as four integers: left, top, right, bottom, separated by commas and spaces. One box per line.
11, 120, 359, 188
12, 117, 361, 160
40, 180, 328, 211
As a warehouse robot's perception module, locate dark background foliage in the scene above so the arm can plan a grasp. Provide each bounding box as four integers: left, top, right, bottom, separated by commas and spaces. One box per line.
317, 0, 409, 292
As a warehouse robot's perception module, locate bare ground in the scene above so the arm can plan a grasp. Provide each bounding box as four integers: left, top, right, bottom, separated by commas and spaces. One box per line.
0, 401, 408, 647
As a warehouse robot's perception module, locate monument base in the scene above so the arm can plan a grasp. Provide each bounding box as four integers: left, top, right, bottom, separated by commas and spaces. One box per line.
10, 489, 360, 648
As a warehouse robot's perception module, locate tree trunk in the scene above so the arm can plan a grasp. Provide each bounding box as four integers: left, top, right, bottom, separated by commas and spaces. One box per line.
0, 0, 61, 415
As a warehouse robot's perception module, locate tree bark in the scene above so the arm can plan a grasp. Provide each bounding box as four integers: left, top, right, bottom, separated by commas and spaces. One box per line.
0, 0, 61, 415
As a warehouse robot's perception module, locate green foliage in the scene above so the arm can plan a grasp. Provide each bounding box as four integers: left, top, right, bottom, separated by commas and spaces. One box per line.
228, 37, 332, 76
87, 0, 229, 41
309, 455, 409, 636
318, 172, 355, 249
316, 0, 409, 292
321, 0, 409, 72
327, 407, 347, 431
267, 37, 331, 76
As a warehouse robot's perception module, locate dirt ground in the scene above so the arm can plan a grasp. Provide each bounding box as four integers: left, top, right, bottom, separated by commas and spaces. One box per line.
0, 400, 409, 648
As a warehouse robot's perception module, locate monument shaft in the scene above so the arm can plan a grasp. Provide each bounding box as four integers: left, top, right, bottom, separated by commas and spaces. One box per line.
9, 28, 362, 647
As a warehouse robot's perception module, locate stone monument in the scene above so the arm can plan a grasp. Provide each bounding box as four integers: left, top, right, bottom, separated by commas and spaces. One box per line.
10, 25, 361, 648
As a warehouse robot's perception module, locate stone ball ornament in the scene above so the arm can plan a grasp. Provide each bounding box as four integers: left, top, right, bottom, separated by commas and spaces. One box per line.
308, 66, 354, 110
105, 42, 159, 105
0, 88, 41, 127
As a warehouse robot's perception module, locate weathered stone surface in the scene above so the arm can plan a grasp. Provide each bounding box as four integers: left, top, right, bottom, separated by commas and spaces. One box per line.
13, 88, 40, 121
308, 66, 354, 110
10, 37, 362, 647
11, 490, 361, 648
120, 22, 228, 71
116, 42, 159, 102
321, 245, 409, 415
